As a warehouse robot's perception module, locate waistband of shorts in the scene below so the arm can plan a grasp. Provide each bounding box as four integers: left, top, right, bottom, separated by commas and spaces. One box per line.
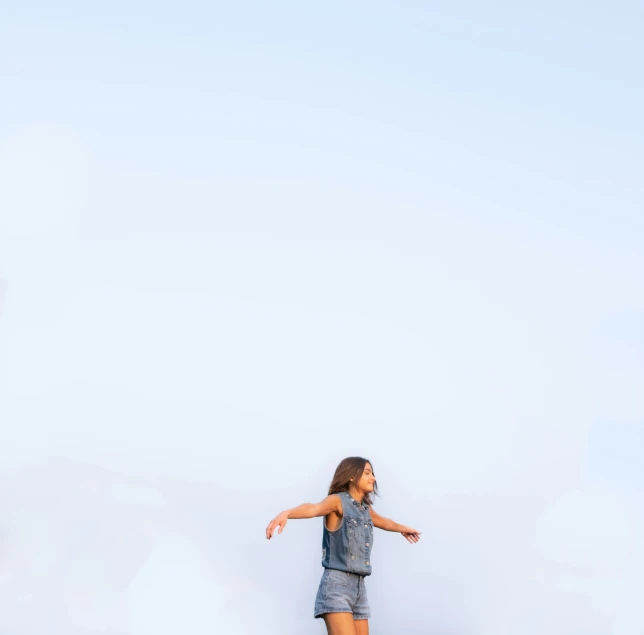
323, 567, 366, 579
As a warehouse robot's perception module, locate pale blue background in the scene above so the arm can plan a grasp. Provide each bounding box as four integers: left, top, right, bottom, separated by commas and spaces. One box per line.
0, 2, 642, 633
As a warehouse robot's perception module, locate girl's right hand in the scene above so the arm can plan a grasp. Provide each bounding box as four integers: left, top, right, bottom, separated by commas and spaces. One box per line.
266, 512, 289, 539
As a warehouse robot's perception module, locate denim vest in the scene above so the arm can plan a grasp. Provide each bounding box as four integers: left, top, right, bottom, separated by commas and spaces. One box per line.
321, 491, 373, 576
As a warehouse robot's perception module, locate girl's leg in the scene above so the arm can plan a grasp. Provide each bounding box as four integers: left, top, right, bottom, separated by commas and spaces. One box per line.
322, 613, 357, 635
354, 618, 369, 635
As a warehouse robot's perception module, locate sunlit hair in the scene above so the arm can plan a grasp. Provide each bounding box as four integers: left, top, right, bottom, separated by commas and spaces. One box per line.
328, 456, 378, 506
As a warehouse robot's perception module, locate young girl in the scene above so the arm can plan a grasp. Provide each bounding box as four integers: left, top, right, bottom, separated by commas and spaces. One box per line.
266, 456, 420, 635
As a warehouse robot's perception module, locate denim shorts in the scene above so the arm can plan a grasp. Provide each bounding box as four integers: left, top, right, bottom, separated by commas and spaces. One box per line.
314, 568, 370, 620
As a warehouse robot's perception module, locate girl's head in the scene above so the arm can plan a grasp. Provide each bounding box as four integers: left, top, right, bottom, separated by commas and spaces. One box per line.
328, 457, 378, 506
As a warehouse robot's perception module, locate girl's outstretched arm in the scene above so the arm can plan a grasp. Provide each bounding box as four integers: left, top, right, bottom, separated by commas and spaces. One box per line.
370, 507, 421, 544
266, 495, 342, 539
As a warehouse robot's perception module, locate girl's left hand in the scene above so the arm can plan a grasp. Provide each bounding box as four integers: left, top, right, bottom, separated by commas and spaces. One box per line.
401, 527, 421, 543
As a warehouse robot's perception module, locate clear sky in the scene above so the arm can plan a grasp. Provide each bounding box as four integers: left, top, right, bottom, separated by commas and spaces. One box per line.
0, 2, 642, 634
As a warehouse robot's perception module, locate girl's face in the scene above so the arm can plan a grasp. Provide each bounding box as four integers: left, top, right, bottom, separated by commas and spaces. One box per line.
356, 463, 376, 493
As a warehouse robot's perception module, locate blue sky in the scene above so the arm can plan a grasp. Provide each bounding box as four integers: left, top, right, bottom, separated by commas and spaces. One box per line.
2, 0, 642, 475
585, 421, 644, 497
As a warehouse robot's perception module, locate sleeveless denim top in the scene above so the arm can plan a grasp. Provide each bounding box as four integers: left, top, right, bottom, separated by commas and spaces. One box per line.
321, 491, 374, 576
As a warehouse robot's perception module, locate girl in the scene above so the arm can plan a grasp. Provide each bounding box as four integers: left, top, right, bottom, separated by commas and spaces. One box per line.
266, 456, 420, 635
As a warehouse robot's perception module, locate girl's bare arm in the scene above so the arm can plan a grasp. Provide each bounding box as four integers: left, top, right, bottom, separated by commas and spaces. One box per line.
370, 507, 421, 543
266, 495, 342, 539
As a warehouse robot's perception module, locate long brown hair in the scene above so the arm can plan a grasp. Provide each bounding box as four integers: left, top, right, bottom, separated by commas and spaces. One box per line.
328, 456, 378, 507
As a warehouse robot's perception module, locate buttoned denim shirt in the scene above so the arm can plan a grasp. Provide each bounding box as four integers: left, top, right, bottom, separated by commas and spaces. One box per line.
321, 491, 374, 576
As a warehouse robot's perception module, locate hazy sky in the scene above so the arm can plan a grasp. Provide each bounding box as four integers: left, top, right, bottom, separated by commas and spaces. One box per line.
1, 2, 642, 634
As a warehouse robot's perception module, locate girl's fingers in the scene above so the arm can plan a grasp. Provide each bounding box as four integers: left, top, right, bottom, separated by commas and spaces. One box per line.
403, 531, 420, 543
266, 518, 285, 539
